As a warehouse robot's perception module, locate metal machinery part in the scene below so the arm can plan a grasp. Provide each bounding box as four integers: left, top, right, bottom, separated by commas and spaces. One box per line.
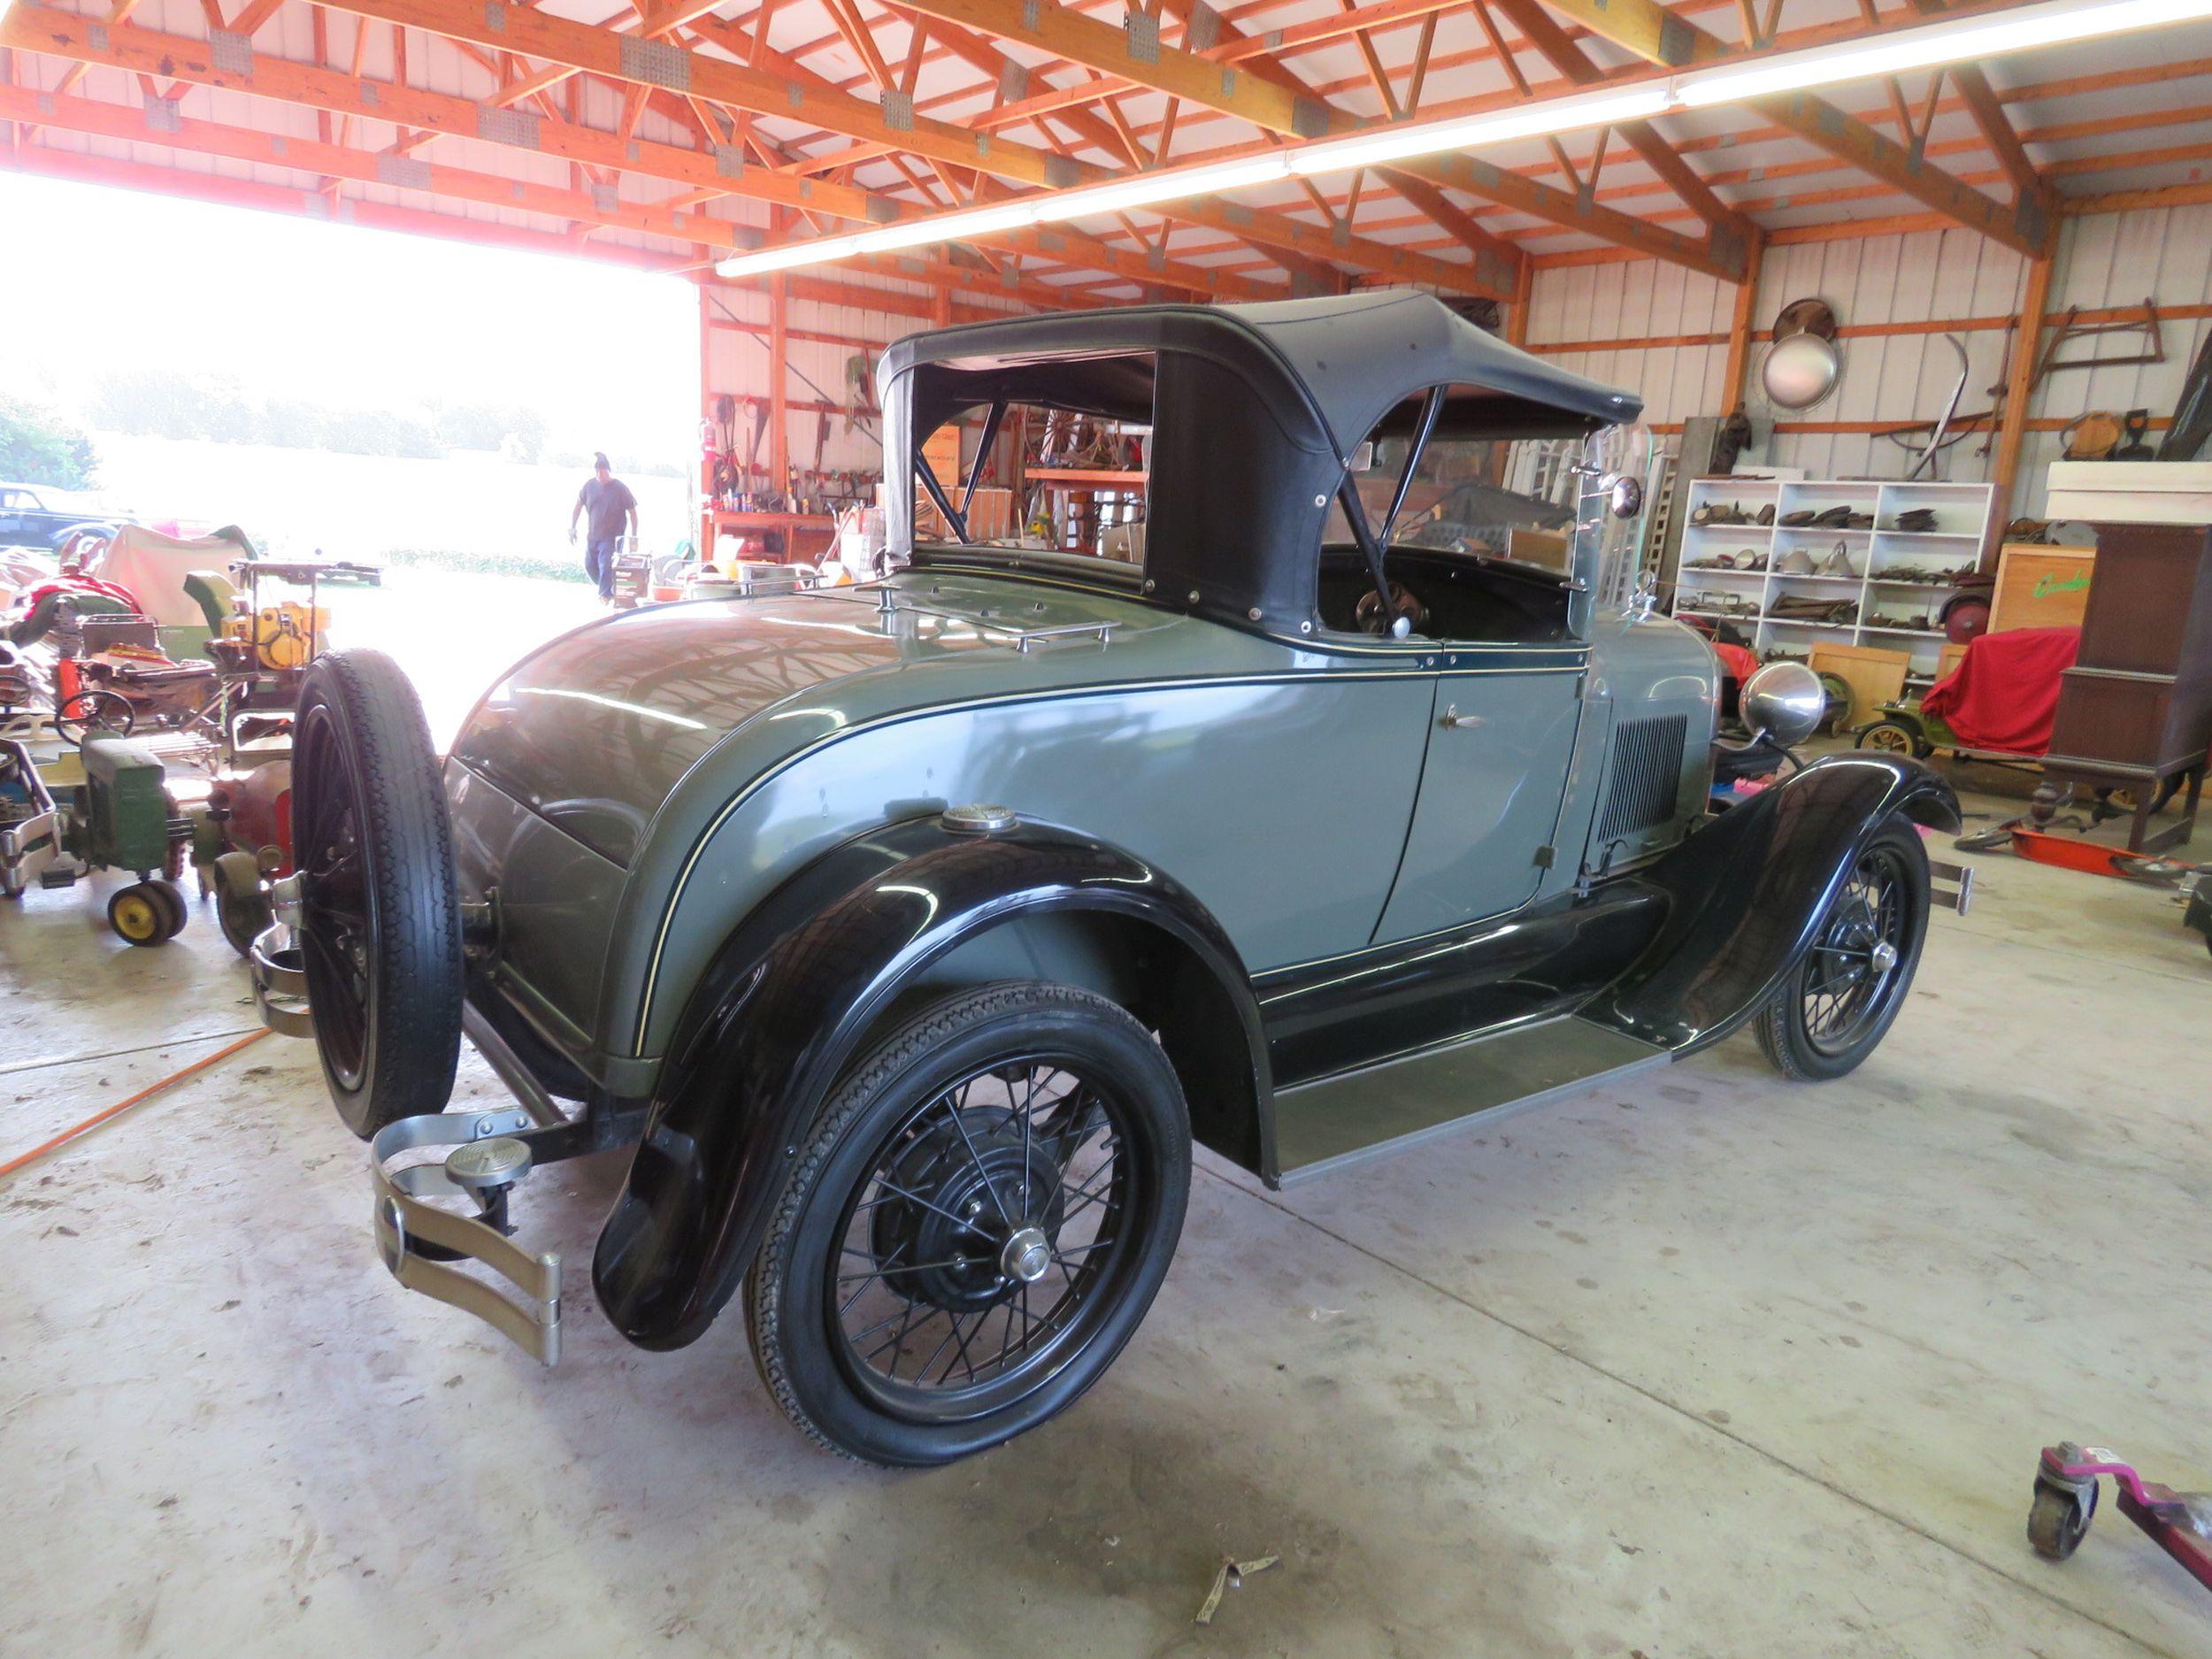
1740, 661, 1827, 748
372, 1105, 563, 1366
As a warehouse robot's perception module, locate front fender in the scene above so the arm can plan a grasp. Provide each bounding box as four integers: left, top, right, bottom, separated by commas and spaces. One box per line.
1587, 754, 1958, 1052
591, 815, 1264, 1351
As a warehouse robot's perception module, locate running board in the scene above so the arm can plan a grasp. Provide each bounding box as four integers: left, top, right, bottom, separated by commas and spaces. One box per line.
1271, 1017, 1671, 1187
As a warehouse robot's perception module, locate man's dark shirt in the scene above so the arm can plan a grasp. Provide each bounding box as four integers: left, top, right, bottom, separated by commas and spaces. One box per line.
578, 476, 637, 542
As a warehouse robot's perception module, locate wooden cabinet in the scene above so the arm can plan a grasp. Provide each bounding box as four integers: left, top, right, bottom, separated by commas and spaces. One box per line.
2044, 521, 2212, 850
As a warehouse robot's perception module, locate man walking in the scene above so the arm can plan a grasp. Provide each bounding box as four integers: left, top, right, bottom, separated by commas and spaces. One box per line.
569, 452, 639, 602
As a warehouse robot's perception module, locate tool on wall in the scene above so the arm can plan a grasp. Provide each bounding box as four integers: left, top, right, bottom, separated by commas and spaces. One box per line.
2030, 300, 2163, 390
1904, 334, 1972, 480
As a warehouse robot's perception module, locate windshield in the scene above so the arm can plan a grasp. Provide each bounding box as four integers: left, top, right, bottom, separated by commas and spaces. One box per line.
1325, 432, 1581, 575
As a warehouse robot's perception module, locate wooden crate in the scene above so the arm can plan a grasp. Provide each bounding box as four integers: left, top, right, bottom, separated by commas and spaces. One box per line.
1990, 542, 2094, 634
1809, 641, 1914, 728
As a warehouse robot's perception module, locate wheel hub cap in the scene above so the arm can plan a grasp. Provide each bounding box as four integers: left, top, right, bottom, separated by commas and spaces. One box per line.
1870, 940, 1900, 973
1000, 1227, 1052, 1284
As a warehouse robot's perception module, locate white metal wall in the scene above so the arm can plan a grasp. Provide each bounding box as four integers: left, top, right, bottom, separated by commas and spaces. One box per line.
1525, 204, 2212, 519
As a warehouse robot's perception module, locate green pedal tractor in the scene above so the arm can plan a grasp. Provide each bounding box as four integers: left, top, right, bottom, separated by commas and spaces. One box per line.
0, 733, 196, 944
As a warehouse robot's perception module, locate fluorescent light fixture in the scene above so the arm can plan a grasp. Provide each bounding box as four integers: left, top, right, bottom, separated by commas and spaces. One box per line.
1677, 0, 2212, 104
1286, 84, 1675, 175
718, 0, 2212, 281
1041, 154, 1294, 220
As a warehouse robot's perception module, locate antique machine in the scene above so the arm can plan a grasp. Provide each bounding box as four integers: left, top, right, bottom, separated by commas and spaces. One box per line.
255, 292, 1963, 1467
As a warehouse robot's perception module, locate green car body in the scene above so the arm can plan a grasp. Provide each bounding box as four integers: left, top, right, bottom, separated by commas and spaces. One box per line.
268, 291, 1960, 1386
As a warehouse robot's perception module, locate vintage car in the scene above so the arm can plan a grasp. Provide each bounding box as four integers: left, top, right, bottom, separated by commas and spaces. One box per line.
256, 291, 1968, 1467
0, 481, 119, 556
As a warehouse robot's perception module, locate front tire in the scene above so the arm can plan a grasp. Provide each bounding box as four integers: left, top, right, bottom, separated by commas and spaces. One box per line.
746, 982, 1191, 1467
1755, 814, 1930, 1081
292, 649, 463, 1138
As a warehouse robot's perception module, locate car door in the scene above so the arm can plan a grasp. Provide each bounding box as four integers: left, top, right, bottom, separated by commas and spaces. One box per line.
0, 489, 30, 546
1371, 644, 1586, 944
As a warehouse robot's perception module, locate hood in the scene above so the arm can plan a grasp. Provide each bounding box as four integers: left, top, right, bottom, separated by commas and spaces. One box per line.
448, 579, 1157, 867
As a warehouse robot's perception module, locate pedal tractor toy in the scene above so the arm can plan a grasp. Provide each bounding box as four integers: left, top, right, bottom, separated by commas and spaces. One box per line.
0, 733, 194, 943
2031, 1442, 2212, 1597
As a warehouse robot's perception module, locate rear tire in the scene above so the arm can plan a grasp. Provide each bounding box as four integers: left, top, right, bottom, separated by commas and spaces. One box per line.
292, 649, 462, 1138
1755, 814, 1930, 1081
747, 982, 1191, 1467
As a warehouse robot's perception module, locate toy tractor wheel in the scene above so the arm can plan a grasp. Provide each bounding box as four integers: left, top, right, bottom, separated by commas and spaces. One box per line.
292, 649, 464, 1139
1855, 718, 1930, 760
57, 689, 134, 748
109, 879, 185, 946
2029, 1476, 2096, 1561
211, 850, 272, 959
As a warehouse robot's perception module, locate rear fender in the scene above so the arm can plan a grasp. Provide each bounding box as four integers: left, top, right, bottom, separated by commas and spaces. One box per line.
1586, 754, 1958, 1052
592, 816, 1265, 1352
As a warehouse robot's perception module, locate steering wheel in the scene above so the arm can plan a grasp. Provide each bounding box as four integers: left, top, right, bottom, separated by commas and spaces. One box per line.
1355, 580, 1427, 637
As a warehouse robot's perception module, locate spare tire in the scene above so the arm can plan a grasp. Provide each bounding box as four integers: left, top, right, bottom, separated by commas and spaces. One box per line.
292, 649, 463, 1137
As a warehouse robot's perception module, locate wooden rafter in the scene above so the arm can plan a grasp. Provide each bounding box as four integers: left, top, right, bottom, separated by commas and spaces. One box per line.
890, 0, 1729, 280
1529, 0, 2054, 255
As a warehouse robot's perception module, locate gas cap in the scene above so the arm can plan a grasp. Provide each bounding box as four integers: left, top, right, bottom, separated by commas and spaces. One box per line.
940, 803, 1017, 834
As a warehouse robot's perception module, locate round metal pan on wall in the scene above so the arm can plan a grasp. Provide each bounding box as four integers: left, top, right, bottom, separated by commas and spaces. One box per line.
1762, 332, 1843, 411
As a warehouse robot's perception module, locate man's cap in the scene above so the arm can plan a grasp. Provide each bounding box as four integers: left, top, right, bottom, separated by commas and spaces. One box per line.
593, 451, 611, 469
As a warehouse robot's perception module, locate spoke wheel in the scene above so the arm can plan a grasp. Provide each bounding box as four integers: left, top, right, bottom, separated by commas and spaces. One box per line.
1755, 814, 1930, 1081
749, 982, 1190, 1467
292, 650, 463, 1137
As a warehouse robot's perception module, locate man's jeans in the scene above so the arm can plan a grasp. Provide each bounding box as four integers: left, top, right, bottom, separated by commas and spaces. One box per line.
584, 538, 618, 599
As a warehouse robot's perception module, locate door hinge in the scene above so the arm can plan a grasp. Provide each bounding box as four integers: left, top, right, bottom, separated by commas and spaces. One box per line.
1534, 844, 1556, 869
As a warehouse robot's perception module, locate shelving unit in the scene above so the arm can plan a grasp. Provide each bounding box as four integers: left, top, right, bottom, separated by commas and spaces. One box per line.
1671, 476, 1994, 680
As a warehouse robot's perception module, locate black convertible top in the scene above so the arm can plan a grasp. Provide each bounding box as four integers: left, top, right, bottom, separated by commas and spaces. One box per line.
878, 290, 1642, 634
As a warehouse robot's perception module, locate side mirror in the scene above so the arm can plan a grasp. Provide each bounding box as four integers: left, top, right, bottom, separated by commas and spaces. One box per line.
1601, 473, 1644, 519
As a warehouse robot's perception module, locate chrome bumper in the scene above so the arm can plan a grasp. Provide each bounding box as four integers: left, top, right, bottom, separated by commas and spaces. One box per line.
255, 871, 578, 1367
372, 1107, 563, 1366
250, 875, 312, 1037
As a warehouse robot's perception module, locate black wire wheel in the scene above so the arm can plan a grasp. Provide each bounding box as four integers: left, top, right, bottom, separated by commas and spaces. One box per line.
292, 649, 463, 1138
747, 982, 1191, 1467
1755, 813, 1931, 1081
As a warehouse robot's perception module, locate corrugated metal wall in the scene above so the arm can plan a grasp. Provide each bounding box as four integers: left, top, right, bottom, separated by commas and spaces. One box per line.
1525, 204, 2212, 519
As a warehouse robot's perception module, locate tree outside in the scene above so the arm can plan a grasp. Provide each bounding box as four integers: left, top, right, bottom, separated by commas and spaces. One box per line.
0, 399, 97, 489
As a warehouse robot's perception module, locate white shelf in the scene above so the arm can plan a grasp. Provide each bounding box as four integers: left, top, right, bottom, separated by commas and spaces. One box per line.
1673, 473, 1992, 668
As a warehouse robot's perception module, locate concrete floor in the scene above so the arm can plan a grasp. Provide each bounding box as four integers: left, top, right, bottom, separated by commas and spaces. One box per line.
3, 780, 2208, 1658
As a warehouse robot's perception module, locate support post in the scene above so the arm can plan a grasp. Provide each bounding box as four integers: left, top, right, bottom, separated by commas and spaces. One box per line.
697, 278, 716, 562
1987, 254, 2056, 572
1720, 228, 1766, 415
769, 273, 790, 511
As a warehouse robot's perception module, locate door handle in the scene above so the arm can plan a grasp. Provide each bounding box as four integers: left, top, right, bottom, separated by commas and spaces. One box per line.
1439, 705, 1485, 731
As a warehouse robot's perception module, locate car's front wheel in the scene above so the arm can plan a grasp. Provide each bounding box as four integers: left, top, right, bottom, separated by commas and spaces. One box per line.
1755, 813, 1930, 1080
747, 982, 1191, 1467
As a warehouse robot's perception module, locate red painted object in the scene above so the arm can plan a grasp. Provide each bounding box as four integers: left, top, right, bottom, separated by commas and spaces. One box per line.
2032, 1442, 2212, 1595
1920, 626, 2079, 757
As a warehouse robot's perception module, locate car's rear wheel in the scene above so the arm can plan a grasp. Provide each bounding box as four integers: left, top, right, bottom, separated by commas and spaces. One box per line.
292, 649, 463, 1138
1755, 814, 1930, 1081
747, 982, 1191, 1467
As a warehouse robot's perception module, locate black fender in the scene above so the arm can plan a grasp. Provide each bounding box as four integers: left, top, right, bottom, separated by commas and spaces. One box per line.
1586, 753, 1959, 1052
591, 814, 1267, 1352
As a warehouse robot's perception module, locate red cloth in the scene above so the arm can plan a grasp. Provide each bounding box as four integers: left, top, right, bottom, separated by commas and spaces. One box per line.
1709, 640, 1759, 686
1919, 626, 2079, 756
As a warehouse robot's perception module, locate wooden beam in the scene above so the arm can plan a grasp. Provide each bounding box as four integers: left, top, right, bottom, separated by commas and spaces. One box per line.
2, 138, 693, 270
1483, 0, 1754, 255
303, 0, 1498, 292
1987, 254, 2055, 571
1526, 0, 2051, 256
1719, 226, 1763, 414
892, 0, 1728, 280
